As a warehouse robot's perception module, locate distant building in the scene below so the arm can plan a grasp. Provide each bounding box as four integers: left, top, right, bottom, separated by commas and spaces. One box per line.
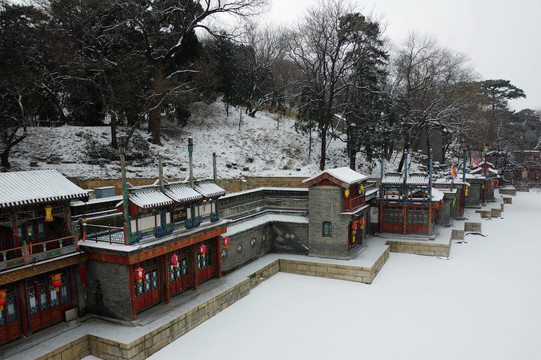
377, 155, 444, 236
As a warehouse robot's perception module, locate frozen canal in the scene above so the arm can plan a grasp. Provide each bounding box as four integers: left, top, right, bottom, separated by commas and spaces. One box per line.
146, 189, 541, 360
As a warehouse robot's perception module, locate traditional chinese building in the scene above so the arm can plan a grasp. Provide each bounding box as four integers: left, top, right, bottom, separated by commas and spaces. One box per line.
302, 167, 376, 258
0, 170, 88, 345
80, 147, 228, 320
512, 150, 541, 182
378, 154, 444, 236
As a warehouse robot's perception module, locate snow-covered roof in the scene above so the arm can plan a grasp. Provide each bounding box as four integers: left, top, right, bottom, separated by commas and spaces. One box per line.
381, 173, 429, 186
303, 167, 368, 188
194, 182, 226, 198
0, 170, 88, 209
471, 167, 499, 176
431, 188, 445, 202
130, 190, 175, 209
165, 186, 203, 203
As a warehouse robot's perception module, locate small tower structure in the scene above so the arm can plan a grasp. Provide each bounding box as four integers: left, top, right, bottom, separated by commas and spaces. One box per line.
303, 167, 372, 258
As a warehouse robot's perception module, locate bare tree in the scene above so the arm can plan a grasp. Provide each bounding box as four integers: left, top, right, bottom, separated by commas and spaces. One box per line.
390, 32, 475, 168
290, 0, 360, 170
117, 0, 267, 146
234, 23, 290, 117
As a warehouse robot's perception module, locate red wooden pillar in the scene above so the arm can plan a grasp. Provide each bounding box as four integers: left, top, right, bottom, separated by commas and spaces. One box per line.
216, 237, 222, 279
192, 244, 198, 290
18, 281, 29, 336
379, 203, 383, 233
128, 264, 137, 320
402, 205, 407, 235
428, 206, 433, 236
164, 255, 171, 304
69, 266, 77, 309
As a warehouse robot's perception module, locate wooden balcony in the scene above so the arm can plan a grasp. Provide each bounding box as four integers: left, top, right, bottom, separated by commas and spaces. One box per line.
0, 235, 78, 272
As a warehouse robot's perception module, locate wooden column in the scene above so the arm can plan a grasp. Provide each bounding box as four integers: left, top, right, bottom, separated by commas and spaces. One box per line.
192, 244, 198, 290
18, 281, 29, 335
164, 255, 171, 304
402, 204, 407, 235
216, 237, 222, 279
128, 265, 137, 320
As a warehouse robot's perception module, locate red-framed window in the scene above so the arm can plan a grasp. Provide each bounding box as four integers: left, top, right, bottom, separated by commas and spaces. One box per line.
26, 270, 70, 316
133, 258, 159, 297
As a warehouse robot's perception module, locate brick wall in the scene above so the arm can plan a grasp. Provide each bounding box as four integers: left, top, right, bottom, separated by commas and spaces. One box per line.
86, 260, 132, 321
308, 186, 351, 258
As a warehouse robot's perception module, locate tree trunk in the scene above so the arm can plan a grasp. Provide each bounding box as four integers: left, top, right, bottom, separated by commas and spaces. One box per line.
110, 111, 118, 149
319, 124, 326, 170
149, 62, 165, 146
1, 150, 10, 168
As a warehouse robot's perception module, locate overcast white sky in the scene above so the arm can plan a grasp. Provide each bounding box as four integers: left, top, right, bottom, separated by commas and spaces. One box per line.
267, 0, 541, 112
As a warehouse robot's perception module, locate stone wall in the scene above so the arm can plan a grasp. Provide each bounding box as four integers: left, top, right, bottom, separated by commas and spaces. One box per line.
385, 239, 451, 257
219, 188, 308, 218
74, 177, 308, 196
280, 248, 389, 284
271, 222, 309, 255
221, 224, 272, 273
308, 186, 351, 258
85, 261, 132, 321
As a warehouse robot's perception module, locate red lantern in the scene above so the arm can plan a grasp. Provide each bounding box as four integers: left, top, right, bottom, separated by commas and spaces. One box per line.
172, 253, 179, 268
352, 222, 357, 230
223, 237, 230, 249
199, 244, 207, 256
359, 217, 364, 229
0, 290, 6, 311
490, 180, 494, 187
50, 273, 62, 292
135, 266, 144, 283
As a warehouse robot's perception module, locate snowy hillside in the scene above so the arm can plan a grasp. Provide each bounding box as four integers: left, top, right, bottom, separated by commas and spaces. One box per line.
8, 101, 425, 182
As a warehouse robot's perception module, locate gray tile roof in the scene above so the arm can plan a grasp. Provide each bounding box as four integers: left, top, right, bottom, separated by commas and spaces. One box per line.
0, 170, 88, 209
130, 190, 175, 209
165, 186, 204, 203
194, 182, 226, 198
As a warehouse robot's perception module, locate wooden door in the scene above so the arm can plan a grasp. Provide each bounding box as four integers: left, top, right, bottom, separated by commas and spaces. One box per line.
170, 248, 192, 296
26, 271, 71, 333
383, 207, 403, 233
133, 258, 161, 313
196, 240, 214, 284
0, 285, 21, 345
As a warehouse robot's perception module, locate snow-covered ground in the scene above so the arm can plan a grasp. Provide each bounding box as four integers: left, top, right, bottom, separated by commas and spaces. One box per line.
8, 101, 424, 181
143, 189, 541, 360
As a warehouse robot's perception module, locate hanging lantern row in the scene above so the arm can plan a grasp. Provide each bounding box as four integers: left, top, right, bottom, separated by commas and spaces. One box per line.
0, 289, 6, 311
135, 266, 144, 283
223, 236, 230, 249
50, 273, 62, 292
199, 244, 207, 256
172, 253, 179, 268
